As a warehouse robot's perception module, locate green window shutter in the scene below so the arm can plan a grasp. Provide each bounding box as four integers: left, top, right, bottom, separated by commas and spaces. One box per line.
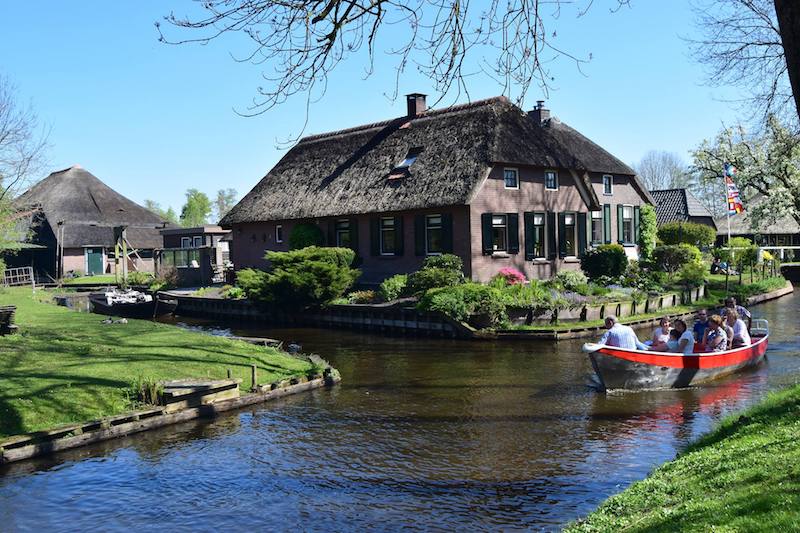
441, 213, 453, 253
414, 215, 426, 256
558, 212, 567, 258
481, 213, 493, 255
349, 218, 359, 252
603, 204, 612, 244
327, 221, 336, 247
577, 212, 587, 256
507, 213, 520, 254
394, 216, 404, 256
617, 204, 624, 244
547, 211, 557, 259
369, 217, 380, 256
634, 206, 641, 244
524, 212, 535, 260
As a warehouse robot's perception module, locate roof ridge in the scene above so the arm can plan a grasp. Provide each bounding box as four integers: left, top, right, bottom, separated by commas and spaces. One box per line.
301, 96, 510, 143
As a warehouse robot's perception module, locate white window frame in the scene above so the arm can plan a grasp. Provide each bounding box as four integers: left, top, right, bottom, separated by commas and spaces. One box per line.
425, 214, 443, 255
275, 225, 283, 243
491, 214, 508, 252
532, 212, 546, 259
544, 170, 559, 191
192, 236, 204, 247
503, 168, 519, 190
181, 237, 191, 248
563, 212, 577, 257
602, 175, 613, 195
590, 210, 603, 244
622, 205, 634, 244
380, 217, 397, 256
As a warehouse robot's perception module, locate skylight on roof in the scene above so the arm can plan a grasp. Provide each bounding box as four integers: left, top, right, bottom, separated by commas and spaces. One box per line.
396, 147, 423, 169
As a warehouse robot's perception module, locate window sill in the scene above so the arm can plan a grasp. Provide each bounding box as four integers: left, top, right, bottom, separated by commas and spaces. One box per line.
531, 258, 549, 264
503, 185, 519, 190
603, 192, 613, 196
491, 251, 511, 259
622, 243, 637, 248
563, 257, 581, 263
545, 188, 559, 192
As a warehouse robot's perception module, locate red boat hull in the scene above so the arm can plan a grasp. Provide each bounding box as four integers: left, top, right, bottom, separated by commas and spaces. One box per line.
587, 335, 769, 391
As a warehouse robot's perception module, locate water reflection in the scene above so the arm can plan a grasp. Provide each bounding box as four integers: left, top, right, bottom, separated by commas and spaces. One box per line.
0, 293, 798, 531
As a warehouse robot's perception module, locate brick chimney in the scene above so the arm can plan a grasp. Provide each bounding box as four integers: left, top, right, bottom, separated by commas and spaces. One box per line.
530, 100, 550, 125
406, 93, 427, 117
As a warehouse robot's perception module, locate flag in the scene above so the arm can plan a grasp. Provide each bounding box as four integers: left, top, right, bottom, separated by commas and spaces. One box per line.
724, 163, 744, 216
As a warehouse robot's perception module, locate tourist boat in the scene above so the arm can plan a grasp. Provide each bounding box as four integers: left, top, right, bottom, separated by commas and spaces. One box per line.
89, 289, 177, 319
583, 319, 769, 391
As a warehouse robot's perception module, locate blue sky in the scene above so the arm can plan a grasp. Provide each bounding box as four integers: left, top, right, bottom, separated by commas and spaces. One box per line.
0, 1, 744, 217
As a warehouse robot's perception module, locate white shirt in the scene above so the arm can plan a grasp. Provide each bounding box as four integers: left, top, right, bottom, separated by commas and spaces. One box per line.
653, 326, 670, 345
679, 330, 695, 354
731, 319, 751, 345
599, 323, 649, 350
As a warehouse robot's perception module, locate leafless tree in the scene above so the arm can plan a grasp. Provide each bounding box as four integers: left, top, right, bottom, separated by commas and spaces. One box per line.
0, 75, 48, 202
157, 0, 630, 117
690, 0, 796, 126
634, 150, 692, 191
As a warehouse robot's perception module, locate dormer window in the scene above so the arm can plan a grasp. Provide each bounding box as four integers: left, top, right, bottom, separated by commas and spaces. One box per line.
389, 147, 423, 180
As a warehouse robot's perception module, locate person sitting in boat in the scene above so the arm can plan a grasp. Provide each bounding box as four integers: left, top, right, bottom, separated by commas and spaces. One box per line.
721, 297, 752, 331
598, 316, 649, 350
650, 317, 671, 349
653, 328, 681, 352
674, 318, 696, 354
724, 309, 751, 348
693, 309, 709, 342
702, 314, 728, 351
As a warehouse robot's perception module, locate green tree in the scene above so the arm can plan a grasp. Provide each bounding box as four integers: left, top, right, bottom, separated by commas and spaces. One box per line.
144, 199, 179, 225
214, 188, 237, 221
637, 204, 658, 263
179, 189, 212, 227
691, 116, 800, 230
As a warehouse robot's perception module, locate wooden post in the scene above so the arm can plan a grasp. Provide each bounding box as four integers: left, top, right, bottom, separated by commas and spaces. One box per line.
750, 260, 754, 284
251, 364, 257, 391
226, 368, 232, 379
725, 270, 730, 292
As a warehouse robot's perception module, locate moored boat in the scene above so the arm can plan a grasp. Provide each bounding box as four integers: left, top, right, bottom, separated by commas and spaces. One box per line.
89, 289, 177, 319
583, 320, 769, 391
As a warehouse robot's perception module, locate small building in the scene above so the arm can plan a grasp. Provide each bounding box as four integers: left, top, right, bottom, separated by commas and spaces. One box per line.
160, 225, 231, 266
10, 165, 169, 277
221, 95, 654, 284
715, 195, 800, 261
156, 225, 232, 286
650, 188, 718, 230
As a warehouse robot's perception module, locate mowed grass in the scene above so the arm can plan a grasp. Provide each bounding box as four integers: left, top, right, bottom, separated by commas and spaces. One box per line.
566, 384, 800, 532
61, 275, 117, 285
0, 287, 311, 439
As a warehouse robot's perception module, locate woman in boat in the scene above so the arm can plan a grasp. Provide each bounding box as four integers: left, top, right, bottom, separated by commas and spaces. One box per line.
702, 314, 728, 351
674, 318, 696, 354
725, 309, 751, 348
651, 317, 671, 349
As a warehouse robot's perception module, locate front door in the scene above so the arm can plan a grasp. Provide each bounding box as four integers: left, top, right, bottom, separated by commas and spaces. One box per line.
86, 248, 103, 275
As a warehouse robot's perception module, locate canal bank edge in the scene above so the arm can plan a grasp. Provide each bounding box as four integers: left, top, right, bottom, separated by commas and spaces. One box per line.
0, 374, 341, 465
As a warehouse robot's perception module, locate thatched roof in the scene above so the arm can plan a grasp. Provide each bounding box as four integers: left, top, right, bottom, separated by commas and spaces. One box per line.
222, 97, 646, 225
651, 188, 717, 229
715, 194, 800, 236
14, 166, 168, 249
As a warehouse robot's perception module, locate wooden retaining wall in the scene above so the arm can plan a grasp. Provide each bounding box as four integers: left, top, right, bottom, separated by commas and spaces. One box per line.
167, 294, 476, 339
0, 376, 338, 464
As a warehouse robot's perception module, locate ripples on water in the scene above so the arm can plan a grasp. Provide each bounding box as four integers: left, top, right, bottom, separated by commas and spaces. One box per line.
1, 294, 799, 531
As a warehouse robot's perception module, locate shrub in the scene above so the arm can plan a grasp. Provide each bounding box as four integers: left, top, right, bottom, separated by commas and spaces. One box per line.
221, 285, 245, 299
493, 267, 526, 286
547, 290, 588, 324
500, 280, 552, 322
652, 244, 702, 278
288, 223, 325, 250
127, 271, 154, 286
421, 253, 463, 272
379, 274, 409, 301
621, 260, 663, 292
269, 246, 355, 269
236, 268, 270, 300
580, 244, 628, 281
676, 260, 708, 288
657, 221, 716, 248
347, 290, 378, 304
149, 267, 178, 292
409, 267, 463, 295
637, 204, 658, 263
715, 236, 759, 271
553, 270, 588, 292
418, 283, 507, 329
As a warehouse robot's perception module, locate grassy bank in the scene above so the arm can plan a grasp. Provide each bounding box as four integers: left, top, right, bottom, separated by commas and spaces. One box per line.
0, 287, 312, 439
567, 384, 800, 532
61, 275, 117, 285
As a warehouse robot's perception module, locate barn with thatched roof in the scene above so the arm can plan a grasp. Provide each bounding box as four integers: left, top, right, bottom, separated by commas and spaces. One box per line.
221, 94, 654, 283
10, 165, 169, 278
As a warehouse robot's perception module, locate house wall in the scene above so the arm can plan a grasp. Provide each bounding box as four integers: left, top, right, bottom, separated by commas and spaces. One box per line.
63, 248, 88, 275
230, 206, 472, 284
587, 172, 648, 260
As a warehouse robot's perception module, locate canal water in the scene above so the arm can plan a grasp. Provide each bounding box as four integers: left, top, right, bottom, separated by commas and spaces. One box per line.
1, 293, 799, 531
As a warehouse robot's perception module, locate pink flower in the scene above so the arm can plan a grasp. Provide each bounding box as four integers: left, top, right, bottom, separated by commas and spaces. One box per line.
497, 267, 526, 285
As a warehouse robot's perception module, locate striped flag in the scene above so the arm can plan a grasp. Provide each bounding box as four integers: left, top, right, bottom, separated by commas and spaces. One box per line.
724, 163, 744, 215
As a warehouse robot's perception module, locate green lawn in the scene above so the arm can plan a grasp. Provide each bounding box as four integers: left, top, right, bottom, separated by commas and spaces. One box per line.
0, 287, 312, 439
62, 275, 117, 285
566, 384, 800, 532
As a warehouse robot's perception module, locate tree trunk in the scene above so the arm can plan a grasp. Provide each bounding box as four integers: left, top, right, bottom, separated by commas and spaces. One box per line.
775, 0, 800, 122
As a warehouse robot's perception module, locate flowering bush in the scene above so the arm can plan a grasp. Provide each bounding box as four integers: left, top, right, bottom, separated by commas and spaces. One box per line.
495, 267, 526, 285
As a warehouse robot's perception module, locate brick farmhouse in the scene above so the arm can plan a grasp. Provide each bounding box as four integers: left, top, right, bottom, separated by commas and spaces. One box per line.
221, 95, 654, 283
